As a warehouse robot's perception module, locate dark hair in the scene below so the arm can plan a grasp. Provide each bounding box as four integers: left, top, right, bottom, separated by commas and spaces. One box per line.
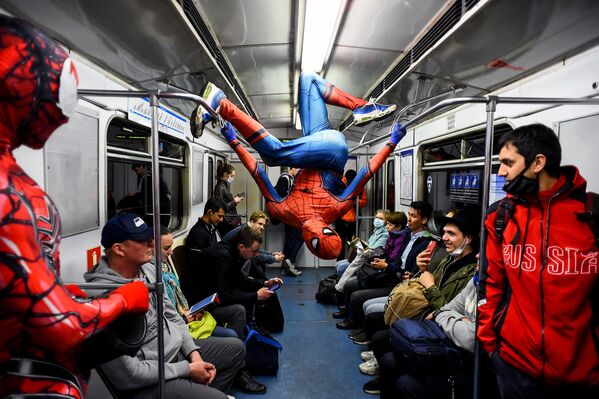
410, 201, 433, 221
159, 225, 171, 235
131, 163, 145, 171
203, 197, 227, 214
344, 169, 357, 185
234, 226, 263, 247
217, 163, 235, 179
386, 211, 407, 229
497, 124, 561, 176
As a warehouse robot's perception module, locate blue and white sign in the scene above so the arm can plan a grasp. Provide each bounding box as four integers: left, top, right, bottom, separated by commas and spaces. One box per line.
449, 172, 481, 204
128, 97, 187, 136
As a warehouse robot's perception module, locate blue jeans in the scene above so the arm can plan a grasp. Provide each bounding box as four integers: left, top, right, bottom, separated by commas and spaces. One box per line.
336, 259, 350, 276
283, 223, 304, 264
211, 325, 238, 338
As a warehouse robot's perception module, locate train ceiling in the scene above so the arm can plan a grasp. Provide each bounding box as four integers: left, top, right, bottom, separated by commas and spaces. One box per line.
2, 0, 599, 144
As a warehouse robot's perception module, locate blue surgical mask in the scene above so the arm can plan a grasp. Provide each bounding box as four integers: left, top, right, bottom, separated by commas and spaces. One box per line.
373, 219, 385, 229
227, 176, 234, 184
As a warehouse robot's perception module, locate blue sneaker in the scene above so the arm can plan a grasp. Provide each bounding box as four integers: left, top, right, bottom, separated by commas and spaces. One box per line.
353, 101, 397, 126
190, 82, 226, 137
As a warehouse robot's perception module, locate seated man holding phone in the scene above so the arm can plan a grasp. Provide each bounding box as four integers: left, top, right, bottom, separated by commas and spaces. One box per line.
181, 226, 282, 326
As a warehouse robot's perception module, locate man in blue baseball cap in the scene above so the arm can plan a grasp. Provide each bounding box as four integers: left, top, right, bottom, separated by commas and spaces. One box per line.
86, 214, 245, 399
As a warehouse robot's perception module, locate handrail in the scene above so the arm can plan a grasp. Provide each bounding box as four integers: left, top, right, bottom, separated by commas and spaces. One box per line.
349, 96, 599, 153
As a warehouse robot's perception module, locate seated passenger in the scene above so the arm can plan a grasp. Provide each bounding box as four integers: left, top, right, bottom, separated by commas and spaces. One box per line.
160, 227, 238, 338
335, 202, 433, 331
223, 210, 285, 279
85, 214, 245, 398
180, 226, 282, 323
334, 209, 390, 290
359, 206, 480, 389
186, 197, 227, 263
160, 227, 268, 393
367, 256, 483, 398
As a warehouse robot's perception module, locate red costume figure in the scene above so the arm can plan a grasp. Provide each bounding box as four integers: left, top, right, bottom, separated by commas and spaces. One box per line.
0, 17, 149, 398
193, 76, 405, 259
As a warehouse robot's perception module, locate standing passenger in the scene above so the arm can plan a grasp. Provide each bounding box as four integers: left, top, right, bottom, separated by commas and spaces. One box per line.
214, 163, 244, 236
275, 167, 303, 276
478, 124, 599, 398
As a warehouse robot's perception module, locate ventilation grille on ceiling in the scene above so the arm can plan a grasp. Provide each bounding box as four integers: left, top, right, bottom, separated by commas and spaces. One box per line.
182, 0, 257, 120
340, 0, 480, 131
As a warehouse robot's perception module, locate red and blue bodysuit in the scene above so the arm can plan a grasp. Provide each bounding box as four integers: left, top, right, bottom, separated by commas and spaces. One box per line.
0, 17, 149, 398
214, 72, 405, 259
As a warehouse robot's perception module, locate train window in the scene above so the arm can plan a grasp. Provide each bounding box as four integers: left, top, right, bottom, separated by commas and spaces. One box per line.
207, 158, 214, 198
160, 136, 185, 161
372, 165, 385, 211
107, 160, 182, 229
107, 120, 149, 153
386, 159, 395, 211
45, 109, 99, 236
192, 148, 204, 205
106, 118, 186, 230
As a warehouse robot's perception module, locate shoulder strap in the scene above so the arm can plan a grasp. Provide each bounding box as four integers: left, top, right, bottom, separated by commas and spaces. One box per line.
575, 191, 599, 247
494, 197, 516, 243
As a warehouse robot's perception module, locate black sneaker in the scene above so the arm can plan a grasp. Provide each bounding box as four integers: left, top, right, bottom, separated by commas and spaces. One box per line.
332, 308, 348, 319
335, 318, 353, 330
363, 377, 380, 395
348, 327, 365, 340
352, 330, 371, 345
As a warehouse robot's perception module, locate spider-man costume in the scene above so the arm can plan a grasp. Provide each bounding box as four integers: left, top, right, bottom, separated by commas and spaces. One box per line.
197, 72, 405, 259
0, 16, 149, 398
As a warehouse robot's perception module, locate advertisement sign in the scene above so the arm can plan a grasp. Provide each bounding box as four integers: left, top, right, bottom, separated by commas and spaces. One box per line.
450, 172, 481, 204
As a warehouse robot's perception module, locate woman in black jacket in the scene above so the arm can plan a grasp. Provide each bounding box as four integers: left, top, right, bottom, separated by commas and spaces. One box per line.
214, 163, 243, 235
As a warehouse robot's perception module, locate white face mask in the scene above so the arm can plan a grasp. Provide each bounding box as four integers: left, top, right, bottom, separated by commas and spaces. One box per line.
227, 176, 234, 184
373, 218, 385, 229
449, 238, 469, 257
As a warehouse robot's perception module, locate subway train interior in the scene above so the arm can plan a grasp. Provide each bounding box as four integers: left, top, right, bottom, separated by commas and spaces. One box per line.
1, 0, 598, 398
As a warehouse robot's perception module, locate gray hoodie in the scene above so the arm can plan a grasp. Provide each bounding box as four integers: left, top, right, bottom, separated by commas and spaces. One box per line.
434, 278, 477, 353
84, 256, 200, 390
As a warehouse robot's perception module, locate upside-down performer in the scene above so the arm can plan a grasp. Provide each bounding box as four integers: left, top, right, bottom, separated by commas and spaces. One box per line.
192, 71, 405, 259
0, 16, 149, 398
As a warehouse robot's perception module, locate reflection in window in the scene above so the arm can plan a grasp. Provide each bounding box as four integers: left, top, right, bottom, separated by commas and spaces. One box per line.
108, 160, 182, 229
208, 158, 214, 198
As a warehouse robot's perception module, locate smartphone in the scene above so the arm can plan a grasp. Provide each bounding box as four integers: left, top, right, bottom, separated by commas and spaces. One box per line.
188, 293, 219, 315
426, 240, 437, 254
268, 283, 281, 292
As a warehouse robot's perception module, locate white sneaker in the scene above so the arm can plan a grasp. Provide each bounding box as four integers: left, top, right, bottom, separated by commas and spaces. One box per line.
227, 396, 236, 399
360, 350, 375, 362
359, 358, 379, 376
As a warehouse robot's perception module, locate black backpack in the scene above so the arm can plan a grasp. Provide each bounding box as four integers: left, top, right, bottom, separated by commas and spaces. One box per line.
315, 273, 340, 305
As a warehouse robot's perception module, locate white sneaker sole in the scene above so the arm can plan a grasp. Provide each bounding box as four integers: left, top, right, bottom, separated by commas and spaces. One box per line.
354, 104, 397, 126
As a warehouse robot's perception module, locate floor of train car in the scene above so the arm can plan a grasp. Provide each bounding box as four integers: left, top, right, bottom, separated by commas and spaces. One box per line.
231, 267, 372, 399
88, 268, 373, 399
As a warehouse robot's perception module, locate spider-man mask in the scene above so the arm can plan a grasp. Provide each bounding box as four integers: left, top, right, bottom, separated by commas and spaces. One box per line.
301, 219, 342, 260
0, 16, 78, 150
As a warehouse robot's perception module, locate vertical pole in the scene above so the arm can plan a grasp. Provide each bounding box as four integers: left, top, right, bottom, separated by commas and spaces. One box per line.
472, 96, 497, 399
149, 94, 166, 399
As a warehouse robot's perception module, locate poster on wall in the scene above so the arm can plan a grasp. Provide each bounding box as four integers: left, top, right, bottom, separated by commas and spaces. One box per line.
400, 150, 413, 206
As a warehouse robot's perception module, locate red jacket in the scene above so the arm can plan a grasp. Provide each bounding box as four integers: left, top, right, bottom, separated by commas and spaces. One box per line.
478, 166, 599, 386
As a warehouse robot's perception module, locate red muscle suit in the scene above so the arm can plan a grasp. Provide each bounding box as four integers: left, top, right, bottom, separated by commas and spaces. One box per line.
0, 17, 149, 398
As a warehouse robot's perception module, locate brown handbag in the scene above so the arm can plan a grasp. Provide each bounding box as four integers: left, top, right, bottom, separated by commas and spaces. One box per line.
384, 278, 429, 325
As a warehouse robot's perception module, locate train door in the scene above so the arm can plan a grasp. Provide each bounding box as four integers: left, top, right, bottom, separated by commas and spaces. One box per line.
421, 125, 511, 215
230, 160, 263, 226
